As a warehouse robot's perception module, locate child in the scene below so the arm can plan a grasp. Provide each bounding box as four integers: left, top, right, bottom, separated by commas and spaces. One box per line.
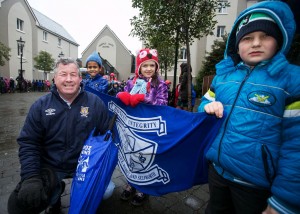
198, 1, 300, 214
82, 51, 108, 94
117, 48, 168, 206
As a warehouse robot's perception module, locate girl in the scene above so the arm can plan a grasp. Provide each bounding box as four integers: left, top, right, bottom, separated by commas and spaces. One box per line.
117, 48, 168, 206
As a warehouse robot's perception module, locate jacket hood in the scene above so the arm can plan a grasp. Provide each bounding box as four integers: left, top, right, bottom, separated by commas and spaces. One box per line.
225, 1, 296, 59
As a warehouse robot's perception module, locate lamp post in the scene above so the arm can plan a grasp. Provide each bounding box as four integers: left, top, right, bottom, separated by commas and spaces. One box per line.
17, 37, 25, 92
58, 51, 64, 58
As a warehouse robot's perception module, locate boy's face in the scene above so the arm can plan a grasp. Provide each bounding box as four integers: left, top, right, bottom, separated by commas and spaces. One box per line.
238, 31, 278, 67
87, 61, 101, 78
140, 60, 156, 78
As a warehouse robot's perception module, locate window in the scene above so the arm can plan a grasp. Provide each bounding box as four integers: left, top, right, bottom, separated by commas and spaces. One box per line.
217, 26, 225, 37
43, 31, 48, 41
217, 0, 228, 14
58, 38, 61, 47
179, 47, 187, 60
17, 18, 24, 31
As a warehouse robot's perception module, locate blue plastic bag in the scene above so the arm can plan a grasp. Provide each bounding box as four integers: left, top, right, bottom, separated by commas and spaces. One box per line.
69, 116, 118, 214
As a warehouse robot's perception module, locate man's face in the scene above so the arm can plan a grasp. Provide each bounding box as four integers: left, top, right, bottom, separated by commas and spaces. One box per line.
54, 63, 82, 100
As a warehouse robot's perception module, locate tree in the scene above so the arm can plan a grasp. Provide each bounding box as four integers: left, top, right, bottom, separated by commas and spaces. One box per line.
130, 0, 227, 111
195, 34, 227, 96
33, 51, 55, 79
0, 42, 11, 66
287, 34, 300, 65
130, 2, 176, 80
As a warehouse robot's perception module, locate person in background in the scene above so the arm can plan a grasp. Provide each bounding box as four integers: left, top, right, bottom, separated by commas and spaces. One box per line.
198, 1, 300, 213
165, 80, 173, 106
117, 48, 168, 206
82, 51, 109, 94
9, 77, 15, 93
7, 57, 110, 214
191, 83, 196, 111
109, 73, 116, 82
176, 63, 194, 111
108, 81, 122, 97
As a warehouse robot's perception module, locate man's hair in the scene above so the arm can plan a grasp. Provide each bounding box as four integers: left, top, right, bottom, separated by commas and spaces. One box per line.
53, 58, 81, 76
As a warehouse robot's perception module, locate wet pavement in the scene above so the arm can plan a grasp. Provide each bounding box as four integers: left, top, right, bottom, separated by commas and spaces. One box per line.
0, 92, 209, 214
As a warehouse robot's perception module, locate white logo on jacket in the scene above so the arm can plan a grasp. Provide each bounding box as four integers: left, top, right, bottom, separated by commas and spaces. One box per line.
45, 108, 56, 116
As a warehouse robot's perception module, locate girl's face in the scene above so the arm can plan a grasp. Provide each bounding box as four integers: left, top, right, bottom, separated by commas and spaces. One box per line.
140, 60, 156, 78
87, 61, 101, 78
238, 31, 278, 67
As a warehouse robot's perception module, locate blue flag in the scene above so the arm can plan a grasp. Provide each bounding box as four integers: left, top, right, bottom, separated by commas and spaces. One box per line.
86, 87, 224, 196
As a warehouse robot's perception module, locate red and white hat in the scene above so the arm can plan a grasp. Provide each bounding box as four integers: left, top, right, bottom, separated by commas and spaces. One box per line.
135, 48, 159, 77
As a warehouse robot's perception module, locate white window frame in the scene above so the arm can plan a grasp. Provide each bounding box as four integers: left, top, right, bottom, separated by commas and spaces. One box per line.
43, 31, 48, 42
17, 18, 24, 31
217, 26, 225, 38
179, 47, 187, 60
217, 0, 228, 14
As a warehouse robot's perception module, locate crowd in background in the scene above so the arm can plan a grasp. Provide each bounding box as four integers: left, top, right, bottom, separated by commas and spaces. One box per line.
0, 76, 53, 94
0, 62, 196, 112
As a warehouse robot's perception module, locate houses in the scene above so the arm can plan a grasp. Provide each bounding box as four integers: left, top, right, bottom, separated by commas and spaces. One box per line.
81, 25, 135, 82
0, 0, 258, 84
0, 0, 78, 81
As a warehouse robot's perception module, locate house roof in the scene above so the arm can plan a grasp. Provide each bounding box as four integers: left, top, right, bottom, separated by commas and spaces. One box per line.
81, 25, 132, 56
31, 8, 79, 46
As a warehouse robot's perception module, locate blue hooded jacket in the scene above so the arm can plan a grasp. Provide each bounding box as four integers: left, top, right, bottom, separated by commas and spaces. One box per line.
199, 1, 300, 213
83, 52, 109, 94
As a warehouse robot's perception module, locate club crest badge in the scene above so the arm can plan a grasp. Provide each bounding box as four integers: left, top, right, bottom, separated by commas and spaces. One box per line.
80, 106, 89, 117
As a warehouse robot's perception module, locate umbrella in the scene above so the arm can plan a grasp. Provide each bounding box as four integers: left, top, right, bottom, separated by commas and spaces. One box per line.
69, 114, 118, 214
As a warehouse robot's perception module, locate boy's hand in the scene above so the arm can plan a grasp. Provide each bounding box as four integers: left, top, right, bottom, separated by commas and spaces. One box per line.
262, 205, 279, 214
204, 101, 224, 118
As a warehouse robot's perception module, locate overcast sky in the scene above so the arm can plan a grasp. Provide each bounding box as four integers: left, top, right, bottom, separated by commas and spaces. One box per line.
26, 0, 142, 57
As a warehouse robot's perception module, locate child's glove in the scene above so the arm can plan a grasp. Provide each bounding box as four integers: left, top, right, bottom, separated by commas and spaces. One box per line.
130, 94, 145, 107
117, 92, 131, 105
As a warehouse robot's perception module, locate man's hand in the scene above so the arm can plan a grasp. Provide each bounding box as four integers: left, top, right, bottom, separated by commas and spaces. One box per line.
204, 101, 224, 118
262, 205, 279, 214
18, 176, 48, 208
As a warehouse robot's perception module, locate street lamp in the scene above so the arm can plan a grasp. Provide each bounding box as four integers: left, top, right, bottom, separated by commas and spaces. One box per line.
17, 36, 25, 92
58, 51, 64, 58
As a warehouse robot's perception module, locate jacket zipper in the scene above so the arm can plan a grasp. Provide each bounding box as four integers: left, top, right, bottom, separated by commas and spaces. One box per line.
217, 66, 252, 174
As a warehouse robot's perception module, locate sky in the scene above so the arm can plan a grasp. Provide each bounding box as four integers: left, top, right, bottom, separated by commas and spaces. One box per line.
26, 0, 143, 57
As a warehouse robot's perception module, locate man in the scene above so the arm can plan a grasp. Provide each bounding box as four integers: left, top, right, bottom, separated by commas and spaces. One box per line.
7, 58, 110, 214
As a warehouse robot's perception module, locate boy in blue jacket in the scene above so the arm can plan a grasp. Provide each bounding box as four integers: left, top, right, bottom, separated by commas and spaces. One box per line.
198, 1, 300, 213
82, 51, 109, 94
